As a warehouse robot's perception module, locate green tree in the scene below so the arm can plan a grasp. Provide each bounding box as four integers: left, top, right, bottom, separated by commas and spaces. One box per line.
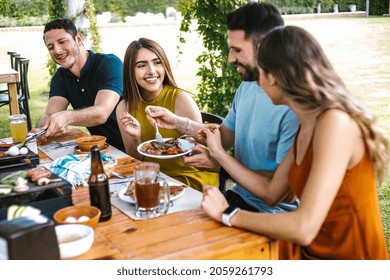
84, 0, 102, 52
0, 0, 11, 17
178, 0, 245, 116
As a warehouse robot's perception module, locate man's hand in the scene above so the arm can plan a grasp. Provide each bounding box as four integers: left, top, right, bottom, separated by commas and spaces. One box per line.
181, 145, 221, 172
40, 111, 70, 140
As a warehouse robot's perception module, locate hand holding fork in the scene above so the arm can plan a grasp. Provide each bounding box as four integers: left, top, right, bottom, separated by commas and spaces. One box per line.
148, 107, 164, 143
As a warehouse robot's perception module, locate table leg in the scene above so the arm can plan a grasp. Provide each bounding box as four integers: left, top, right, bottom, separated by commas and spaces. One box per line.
7, 82, 20, 115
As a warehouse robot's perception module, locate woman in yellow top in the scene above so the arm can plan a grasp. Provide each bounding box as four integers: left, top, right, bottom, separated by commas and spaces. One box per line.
116, 38, 219, 191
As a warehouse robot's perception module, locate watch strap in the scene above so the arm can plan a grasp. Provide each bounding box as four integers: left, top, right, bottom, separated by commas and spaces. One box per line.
222, 207, 240, 227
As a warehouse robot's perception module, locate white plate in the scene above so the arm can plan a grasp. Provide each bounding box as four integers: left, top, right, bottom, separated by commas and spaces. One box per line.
137, 138, 194, 159
118, 184, 186, 204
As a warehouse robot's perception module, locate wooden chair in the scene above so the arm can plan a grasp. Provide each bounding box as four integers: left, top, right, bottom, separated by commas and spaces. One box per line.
200, 111, 230, 191
0, 57, 32, 130
8, 51, 20, 70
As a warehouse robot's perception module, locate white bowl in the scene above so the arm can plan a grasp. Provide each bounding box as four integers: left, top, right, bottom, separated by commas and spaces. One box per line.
55, 224, 94, 259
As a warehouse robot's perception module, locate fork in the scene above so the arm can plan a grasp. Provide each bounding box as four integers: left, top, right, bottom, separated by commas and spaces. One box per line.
112, 171, 132, 179
149, 107, 164, 143
154, 121, 164, 143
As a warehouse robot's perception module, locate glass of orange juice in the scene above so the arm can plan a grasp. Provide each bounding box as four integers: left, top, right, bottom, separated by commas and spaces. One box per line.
9, 114, 28, 143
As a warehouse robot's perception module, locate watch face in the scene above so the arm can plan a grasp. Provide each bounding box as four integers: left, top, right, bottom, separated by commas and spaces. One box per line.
223, 206, 238, 215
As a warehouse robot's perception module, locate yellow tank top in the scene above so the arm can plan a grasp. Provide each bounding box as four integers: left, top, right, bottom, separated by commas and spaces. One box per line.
132, 85, 219, 191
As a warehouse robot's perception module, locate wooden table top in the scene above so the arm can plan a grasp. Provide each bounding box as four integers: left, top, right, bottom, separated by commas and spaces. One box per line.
0, 64, 20, 115
40, 129, 278, 260
0, 65, 19, 83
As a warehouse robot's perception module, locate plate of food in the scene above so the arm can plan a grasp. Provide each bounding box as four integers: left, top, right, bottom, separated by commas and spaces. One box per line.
118, 180, 187, 204
137, 138, 194, 159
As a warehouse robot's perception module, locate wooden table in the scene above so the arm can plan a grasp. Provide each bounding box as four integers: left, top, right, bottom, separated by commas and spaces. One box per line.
40, 129, 278, 260
0, 65, 20, 115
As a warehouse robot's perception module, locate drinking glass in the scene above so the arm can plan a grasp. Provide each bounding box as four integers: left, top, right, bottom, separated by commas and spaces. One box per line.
134, 162, 170, 219
9, 114, 28, 143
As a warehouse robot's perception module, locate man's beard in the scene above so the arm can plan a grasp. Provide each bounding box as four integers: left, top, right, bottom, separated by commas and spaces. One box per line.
57, 46, 80, 70
236, 63, 259, 82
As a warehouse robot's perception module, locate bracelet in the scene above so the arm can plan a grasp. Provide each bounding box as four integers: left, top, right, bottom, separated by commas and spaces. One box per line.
180, 118, 190, 134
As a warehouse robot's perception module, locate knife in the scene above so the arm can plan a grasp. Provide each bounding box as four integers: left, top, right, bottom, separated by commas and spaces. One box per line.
17, 128, 48, 148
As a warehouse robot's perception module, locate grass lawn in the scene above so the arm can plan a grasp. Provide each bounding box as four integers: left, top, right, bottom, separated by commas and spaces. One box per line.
0, 16, 389, 254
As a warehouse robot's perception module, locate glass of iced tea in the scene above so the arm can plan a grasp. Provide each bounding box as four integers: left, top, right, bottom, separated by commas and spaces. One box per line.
134, 162, 170, 219
9, 114, 28, 143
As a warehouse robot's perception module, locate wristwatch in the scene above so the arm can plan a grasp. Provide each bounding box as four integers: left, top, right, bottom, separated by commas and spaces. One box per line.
222, 206, 240, 227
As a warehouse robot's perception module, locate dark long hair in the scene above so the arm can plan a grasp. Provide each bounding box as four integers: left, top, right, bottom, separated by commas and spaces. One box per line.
122, 38, 178, 113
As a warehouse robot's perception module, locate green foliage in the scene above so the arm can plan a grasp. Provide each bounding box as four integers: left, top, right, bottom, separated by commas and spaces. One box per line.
318, 0, 335, 13
0, 15, 48, 27
365, 0, 389, 15
267, 0, 317, 14
94, 0, 181, 20
0, 0, 10, 16
85, 0, 102, 52
178, 0, 244, 116
48, 0, 66, 20
0, 0, 48, 18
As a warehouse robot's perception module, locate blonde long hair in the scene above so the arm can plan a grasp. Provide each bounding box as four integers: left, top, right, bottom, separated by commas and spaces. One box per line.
257, 26, 388, 183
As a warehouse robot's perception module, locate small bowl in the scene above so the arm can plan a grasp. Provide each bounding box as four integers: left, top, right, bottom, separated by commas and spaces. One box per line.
53, 205, 101, 229
55, 224, 94, 259
75, 135, 106, 151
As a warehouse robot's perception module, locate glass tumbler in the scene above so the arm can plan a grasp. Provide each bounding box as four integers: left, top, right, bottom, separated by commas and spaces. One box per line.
9, 114, 28, 143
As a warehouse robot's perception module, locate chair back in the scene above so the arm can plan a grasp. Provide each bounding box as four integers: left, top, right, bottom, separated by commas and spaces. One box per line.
0, 53, 32, 130
7, 51, 20, 70
201, 111, 224, 124
17, 58, 30, 98
15, 57, 32, 130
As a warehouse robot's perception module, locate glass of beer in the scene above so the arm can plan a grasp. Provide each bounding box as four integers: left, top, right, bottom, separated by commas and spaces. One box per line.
134, 162, 170, 219
9, 114, 28, 143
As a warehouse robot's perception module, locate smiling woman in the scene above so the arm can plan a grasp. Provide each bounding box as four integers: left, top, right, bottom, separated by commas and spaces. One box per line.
115, 37, 219, 191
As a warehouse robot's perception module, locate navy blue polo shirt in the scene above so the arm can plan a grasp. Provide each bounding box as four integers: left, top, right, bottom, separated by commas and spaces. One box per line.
49, 51, 125, 151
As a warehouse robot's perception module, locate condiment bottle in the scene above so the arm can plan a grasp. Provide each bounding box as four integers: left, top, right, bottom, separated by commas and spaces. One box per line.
88, 145, 112, 221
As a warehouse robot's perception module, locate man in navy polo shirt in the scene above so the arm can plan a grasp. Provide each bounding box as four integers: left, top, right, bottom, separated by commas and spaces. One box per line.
36, 18, 124, 151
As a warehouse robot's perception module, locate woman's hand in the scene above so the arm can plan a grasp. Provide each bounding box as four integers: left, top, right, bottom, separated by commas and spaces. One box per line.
201, 185, 229, 222
119, 112, 141, 139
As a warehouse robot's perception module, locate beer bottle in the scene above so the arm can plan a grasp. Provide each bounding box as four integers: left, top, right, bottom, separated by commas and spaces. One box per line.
88, 145, 112, 221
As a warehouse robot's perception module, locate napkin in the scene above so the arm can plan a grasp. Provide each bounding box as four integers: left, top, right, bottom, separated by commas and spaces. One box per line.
48, 153, 115, 188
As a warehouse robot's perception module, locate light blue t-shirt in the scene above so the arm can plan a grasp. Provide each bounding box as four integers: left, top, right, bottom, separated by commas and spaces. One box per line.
224, 81, 299, 213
